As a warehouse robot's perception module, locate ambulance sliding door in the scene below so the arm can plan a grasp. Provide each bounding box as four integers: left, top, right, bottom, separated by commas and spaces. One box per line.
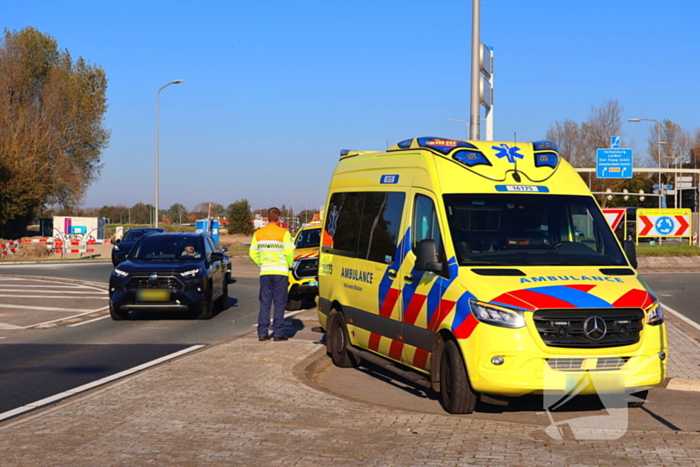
399, 190, 449, 371
353, 191, 406, 353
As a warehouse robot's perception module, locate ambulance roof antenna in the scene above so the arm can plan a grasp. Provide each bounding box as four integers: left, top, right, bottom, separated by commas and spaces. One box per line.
512, 131, 521, 182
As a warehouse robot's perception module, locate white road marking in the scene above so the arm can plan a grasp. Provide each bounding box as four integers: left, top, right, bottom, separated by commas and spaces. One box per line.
0, 304, 106, 312
0, 345, 205, 422
0, 322, 22, 330
0, 294, 107, 299
23, 306, 110, 328
68, 315, 110, 327
662, 302, 700, 332
0, 284, 85, 288
0, 289, 106, 294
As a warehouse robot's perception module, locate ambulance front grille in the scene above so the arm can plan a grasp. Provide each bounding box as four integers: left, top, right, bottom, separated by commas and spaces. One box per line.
533, 309, 644, 348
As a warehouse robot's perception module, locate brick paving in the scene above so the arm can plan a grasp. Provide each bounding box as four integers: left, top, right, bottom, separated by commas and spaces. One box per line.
0, 316, 699, 466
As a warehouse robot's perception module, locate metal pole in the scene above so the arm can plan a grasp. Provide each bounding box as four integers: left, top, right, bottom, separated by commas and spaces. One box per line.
657, 121, 663, 209
155, 79, 183, 228
443, 118, 469, 139
470, 0, 480, 140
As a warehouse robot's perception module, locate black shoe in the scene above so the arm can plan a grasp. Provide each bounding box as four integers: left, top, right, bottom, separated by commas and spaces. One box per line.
273, 336, 289, 342
258, 335, 271, 342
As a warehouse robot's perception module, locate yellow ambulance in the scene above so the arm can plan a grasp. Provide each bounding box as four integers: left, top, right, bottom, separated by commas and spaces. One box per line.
286, 220, 322, 310
317, 137, 667, 414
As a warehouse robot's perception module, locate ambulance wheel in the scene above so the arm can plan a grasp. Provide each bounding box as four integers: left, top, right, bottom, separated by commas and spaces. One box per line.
439, 339, 477, 414
328, 310, 359, 368
628, 389, 648, 408
286, 296, 301, 311
109, 302, 128, 320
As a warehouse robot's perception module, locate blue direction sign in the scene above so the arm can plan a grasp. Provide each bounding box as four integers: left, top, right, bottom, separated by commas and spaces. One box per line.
611, 136, 620, 149
596, 148, 633, 179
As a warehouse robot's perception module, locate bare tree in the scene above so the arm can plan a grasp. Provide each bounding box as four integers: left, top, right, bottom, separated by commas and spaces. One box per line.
646, 120, 691, 170
545, 99, 625, 168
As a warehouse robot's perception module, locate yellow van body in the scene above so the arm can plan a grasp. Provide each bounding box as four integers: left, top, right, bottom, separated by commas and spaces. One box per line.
286, 222, 321, 310
317, 137, 667, 410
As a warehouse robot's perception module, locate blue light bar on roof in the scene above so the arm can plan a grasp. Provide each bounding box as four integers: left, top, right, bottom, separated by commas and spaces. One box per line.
416, 137, 477, 155
453, 149, 491, 168
532, 140, 559, 152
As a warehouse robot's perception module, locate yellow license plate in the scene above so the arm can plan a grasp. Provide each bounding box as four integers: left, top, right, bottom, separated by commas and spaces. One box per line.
137, 289, 170, 301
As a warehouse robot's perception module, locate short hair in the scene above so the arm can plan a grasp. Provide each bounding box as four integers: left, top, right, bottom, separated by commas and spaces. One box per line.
268, 207, 281, 222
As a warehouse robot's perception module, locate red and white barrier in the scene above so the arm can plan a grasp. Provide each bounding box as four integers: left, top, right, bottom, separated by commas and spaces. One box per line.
0, 241, 20, 256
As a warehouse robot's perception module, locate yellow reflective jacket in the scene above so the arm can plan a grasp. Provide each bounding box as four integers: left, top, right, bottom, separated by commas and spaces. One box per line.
249, 223, 294, 276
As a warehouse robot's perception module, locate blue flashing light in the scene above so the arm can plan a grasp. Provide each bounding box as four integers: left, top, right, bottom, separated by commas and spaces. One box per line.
397, 139, 413, 149
532, 140, 559, 152
534, 151, 559, 169
453, 150, 491, 168
416, 137, 477, 155
340, 149, 351, 156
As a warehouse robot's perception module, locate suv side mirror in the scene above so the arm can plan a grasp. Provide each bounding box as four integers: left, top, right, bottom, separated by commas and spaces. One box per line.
623, 240, 637, 269
415, 239, 443, 273
115, 238, 121, 245
210, 252, 224, 262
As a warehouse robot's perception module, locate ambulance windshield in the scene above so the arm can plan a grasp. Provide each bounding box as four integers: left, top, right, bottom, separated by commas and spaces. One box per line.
443, 194, 628, 267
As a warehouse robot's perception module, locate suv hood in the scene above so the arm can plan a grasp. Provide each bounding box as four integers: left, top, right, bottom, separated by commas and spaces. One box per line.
115, 260, 204, 275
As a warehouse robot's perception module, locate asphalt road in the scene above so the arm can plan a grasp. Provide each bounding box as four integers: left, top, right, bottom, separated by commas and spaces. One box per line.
0, 261, 262, 420
2, 262, 699, 432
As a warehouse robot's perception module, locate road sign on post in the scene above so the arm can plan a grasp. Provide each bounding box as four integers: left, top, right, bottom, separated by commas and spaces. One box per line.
596, 148, 633, 179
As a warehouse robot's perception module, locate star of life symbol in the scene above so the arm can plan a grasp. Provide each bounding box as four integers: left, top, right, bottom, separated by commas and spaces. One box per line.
327, 206, 339, 238
492, 144, 524, 164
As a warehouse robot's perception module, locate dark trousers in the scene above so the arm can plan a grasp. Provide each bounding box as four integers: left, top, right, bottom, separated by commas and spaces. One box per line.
258, 274, 289, 338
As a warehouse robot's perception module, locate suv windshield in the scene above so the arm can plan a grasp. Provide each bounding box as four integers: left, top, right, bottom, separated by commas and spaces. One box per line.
443, 194, 627, 267
295, 227, 321, 249
123, 229, 159, 242
129, 236, 203, 261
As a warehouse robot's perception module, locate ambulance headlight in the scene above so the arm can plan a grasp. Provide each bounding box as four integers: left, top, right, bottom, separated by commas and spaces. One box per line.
469, 300, 525, 328
647, 303, 664, 326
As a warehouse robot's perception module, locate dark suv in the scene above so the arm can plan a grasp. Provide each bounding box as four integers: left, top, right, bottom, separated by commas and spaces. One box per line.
111, 227, 165, 266
108, 232, 230, 320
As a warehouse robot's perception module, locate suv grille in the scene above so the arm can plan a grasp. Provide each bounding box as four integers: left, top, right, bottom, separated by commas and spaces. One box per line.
533, 309, 644, 348
293, 258, 318, 280
126, 276, 184, 290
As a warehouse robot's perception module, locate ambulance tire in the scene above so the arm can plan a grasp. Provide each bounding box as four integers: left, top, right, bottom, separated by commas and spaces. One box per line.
628, 390, 648, 408
328, 311, 359, 368
440, 339, 477, 414
286, 296, 301, 311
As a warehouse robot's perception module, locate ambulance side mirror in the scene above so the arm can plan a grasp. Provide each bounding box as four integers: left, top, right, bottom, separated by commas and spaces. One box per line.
623, 240, 637, 269
415, 239, 443, 273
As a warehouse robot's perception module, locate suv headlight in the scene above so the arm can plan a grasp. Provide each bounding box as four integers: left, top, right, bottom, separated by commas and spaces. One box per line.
181, 268, 201, 277
469, 300, 525, 328
646, 302, 664, 326
113, 268, 129, 277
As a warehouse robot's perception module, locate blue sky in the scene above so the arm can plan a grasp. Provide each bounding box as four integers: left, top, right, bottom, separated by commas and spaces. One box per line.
4, 0, 699, 213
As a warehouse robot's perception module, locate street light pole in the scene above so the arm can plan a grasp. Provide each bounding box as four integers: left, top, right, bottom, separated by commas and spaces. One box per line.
443, 118, 469, 139
155, 79, 183, 228
628, 118, 663, 209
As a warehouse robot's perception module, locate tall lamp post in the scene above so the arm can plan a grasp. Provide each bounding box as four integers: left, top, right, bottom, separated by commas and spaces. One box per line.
443, 118, 469, 139
628, 118, 663, 208
155, 79, 183, 227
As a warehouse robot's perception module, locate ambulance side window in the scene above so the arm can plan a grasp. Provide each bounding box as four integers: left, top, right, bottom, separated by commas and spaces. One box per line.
412, 195, 444, 260
359, 192, 405, 264
324, 192, 364, 257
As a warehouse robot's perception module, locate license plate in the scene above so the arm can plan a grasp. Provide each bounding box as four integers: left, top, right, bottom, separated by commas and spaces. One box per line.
137, 289, 170, 301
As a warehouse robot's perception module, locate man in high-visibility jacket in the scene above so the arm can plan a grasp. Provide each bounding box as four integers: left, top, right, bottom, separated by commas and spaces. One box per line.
249, 207, 295, 341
